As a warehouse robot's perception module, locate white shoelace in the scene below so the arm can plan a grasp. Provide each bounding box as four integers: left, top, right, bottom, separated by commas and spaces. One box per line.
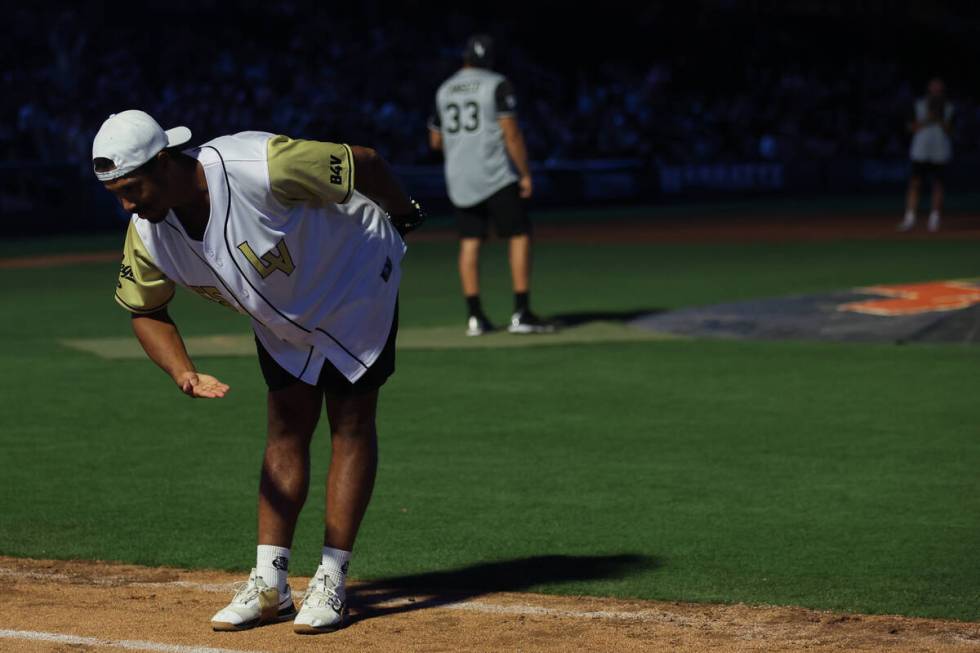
302, 574, 344, 612
229, 579, 264, 605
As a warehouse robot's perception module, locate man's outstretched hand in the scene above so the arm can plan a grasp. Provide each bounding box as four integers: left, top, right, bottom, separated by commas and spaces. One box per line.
176, 371, 230, 399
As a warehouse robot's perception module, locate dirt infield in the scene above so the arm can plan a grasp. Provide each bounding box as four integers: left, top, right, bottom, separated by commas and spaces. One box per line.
2, 557, 978, 652
3, 213, 980, 270
422, 212, 980, 244
0, 251, 120, 270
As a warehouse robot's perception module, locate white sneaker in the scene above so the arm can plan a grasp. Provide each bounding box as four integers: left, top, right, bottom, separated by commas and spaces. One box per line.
294, 565, 347, 634
928, 211, 941, 232
466, 314, 495, 336
507, 310, 557, 334
211, 569, 295, 631
898, 211, 916, 232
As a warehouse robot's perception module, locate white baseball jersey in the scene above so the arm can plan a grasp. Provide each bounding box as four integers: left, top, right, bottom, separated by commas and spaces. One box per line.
910, 96, 954, 163
115, 131, 406, 384
430, 67, 519, 207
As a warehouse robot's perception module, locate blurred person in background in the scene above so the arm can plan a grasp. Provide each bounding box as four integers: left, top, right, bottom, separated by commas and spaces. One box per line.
429, 35, 555, 336
900, 77, 954, 232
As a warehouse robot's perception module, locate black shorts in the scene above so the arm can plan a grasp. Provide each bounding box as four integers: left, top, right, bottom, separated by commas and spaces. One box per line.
911, 161, 947, 182
455, 182, 531, 239
255, 302, 398, 395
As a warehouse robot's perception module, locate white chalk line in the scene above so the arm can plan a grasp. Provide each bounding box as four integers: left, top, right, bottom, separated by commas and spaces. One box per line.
0, 629, 266, 653
440, 599, 693, 624
0, 567, 234, 593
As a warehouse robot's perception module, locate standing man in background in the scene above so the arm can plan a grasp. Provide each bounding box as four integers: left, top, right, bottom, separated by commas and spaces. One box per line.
429, 35, 554, 335
900, 77, 954, 232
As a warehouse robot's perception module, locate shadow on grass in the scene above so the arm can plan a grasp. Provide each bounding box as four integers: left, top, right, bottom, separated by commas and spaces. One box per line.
550, 309, 664, 328
348, 553, 657, 624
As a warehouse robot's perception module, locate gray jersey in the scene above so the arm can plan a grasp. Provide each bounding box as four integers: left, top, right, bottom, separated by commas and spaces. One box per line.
910, 96, 954, 163
431, 67, 519, 207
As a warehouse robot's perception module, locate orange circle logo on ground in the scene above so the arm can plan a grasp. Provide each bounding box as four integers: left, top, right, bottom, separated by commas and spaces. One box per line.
839, 281, 980, 316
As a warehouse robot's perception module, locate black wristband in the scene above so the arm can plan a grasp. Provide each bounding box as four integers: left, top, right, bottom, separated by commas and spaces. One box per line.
390, 198, 426, 236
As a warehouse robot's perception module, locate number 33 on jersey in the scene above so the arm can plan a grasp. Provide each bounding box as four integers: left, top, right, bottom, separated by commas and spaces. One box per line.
431, 67, 520, 208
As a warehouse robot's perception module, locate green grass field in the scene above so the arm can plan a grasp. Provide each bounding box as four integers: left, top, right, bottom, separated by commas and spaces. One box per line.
1, 218, 978, 621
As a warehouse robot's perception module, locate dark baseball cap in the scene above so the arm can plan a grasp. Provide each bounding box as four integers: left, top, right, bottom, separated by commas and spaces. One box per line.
464, 34, 495, 67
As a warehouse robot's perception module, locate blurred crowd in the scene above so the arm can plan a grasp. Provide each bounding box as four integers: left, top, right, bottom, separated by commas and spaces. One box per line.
4, 3, 980, 171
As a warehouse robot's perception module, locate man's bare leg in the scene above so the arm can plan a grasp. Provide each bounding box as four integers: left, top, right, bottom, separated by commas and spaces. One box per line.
508, 234, 530, 294
258, 382, 323, 546
901, 176, 921, 230
459, 237, 482, 297
291, 390, 380, 633
929, 179, 944, 231
211, 381, 321, 631
323, 390, 379, 551
460, 237, 493, 334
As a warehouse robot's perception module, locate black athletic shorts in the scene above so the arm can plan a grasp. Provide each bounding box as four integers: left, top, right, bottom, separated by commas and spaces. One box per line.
455, 182, 530, 239
255, 302, 398, 395
911, 161, 947, 182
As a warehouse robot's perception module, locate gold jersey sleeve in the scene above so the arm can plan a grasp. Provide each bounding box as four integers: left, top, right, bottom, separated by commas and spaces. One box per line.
267, 135, 355, 206
114, 221, 176, 314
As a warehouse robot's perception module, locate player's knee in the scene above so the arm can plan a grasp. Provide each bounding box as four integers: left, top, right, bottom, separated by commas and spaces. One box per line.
266, 423, 316, 451
326, 391, 379, 437
460, 238, 482, 254
330, 420, 378, 453
261, 447, 307, 478
267, 406, 320, 444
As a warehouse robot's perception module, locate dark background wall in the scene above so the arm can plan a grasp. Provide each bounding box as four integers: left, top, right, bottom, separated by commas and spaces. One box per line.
2, 1, 978, 233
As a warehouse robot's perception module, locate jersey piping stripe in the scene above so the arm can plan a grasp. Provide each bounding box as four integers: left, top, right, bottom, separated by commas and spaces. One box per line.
341, 143, 354, 204
206, 145, 370, 373
114, 289, 175, 314
159, 220, 267, 329
313, 326, 370, 370
204, 145, 310, 334
297, 346, 314, 379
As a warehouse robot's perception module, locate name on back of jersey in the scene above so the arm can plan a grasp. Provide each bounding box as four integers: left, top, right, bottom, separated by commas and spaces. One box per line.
449, 82, 480, 94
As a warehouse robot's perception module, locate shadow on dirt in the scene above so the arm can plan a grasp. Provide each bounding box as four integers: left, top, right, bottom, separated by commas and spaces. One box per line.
347, 554, 657, 625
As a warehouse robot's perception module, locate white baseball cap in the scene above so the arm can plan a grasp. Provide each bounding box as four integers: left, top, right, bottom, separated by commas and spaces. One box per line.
92, 110, 192, 181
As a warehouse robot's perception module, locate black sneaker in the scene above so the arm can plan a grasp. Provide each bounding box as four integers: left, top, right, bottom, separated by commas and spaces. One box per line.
466, 314, 496, 336
507, 310, 557, 334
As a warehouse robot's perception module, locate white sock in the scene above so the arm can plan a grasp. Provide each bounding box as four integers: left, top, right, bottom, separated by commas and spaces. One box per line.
929, 210, 941, 221
320, 546, 351, 591
903, 210, 915, 223
256, 544, 290, 594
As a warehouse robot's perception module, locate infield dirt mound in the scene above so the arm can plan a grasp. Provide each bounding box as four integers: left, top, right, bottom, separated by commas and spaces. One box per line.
3, 212, 980, 273
1, 557, 977, 652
